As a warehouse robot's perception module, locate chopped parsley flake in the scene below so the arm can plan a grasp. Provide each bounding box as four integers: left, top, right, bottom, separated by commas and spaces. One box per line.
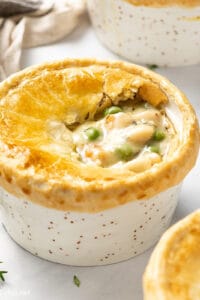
73, 275, 80, 287
0, 262, 7, 282
147, 64, 158, 70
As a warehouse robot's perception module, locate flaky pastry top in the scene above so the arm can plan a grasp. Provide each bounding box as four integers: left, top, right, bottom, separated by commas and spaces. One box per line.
0, 59, 199, 212
143, 210, 200, 300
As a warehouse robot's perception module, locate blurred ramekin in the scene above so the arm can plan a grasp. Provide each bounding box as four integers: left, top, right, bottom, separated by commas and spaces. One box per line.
87, 0, 200, 66
143, 210, 200, 300
0, 59, 199, 266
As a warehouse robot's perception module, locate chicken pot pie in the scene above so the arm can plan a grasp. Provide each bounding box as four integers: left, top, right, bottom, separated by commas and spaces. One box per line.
0, 59, 199, 265
87, 0, 200, 66
143, 210, 200, 300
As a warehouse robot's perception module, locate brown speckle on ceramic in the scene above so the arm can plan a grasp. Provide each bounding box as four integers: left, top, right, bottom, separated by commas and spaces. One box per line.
0, 185, 180, 266
87, 0, 200, 66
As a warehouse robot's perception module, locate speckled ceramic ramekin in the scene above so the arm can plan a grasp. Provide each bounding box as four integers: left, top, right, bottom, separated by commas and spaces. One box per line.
87, 0, 200, 66
0, 185, 181, 266
0, 59, 199, 266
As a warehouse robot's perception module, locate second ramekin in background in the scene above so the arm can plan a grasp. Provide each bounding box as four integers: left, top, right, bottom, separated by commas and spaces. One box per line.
87, 0, 200, 66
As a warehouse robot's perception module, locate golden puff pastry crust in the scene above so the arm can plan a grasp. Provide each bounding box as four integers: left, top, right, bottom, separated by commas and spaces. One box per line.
0, 59, 199, 212
124, 0, 200, 7
143, 210, 200, 300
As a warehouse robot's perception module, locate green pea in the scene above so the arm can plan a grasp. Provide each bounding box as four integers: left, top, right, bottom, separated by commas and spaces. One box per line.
85, 127, 100, 141
104, 106, 122, 116
115, 144, 135, 161
153, 130, 166, 141
149, 145, 160, 154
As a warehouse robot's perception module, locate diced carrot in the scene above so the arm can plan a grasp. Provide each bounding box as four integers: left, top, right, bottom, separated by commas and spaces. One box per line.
85, 149, 93, 157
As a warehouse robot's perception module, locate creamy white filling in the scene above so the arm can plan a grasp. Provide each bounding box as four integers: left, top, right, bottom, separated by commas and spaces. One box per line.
46, 101, 177, 172
72, 103, 176, 170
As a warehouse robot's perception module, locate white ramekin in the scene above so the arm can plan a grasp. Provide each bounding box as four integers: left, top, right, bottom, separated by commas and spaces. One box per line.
0, 59, 198, 266
0, 185, 180, 266
87, 0, 200, 66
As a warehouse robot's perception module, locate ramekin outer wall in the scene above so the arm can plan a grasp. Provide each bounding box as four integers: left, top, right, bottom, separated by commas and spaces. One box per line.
0, 185, 180, 266
87, 0, 200, 66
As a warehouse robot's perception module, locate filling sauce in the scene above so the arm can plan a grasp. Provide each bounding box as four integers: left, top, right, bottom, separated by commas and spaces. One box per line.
72, 100, 176, 172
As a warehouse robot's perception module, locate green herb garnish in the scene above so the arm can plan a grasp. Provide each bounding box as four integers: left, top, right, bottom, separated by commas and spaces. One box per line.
104, 106, 122, 116
147, 64, 158, 70
0, 262, 7, 282
144, 102, 152, 109
85, 127, 101, 141
73, 275, 80, 287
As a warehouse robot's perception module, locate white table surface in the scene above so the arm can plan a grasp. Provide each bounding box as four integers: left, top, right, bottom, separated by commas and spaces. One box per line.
0, 14, 200, 300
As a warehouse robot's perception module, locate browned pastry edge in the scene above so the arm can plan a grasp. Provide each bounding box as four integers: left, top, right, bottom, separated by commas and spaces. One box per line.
143, 210, 200, 300
0, 59, 199, 212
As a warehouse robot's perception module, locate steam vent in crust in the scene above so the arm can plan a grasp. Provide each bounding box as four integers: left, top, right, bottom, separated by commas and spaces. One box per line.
0, 59, 199, 213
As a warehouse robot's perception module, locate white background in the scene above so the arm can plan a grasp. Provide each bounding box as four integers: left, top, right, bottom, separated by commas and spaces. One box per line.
0, 13, 200, 300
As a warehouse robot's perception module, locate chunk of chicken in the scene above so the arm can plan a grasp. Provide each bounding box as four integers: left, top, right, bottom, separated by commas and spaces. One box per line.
125, 152, 161, 172
78, 144, 117, 167
132, 109, 161, 126
127, 124, 154, 144
104, 112, 133, 130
